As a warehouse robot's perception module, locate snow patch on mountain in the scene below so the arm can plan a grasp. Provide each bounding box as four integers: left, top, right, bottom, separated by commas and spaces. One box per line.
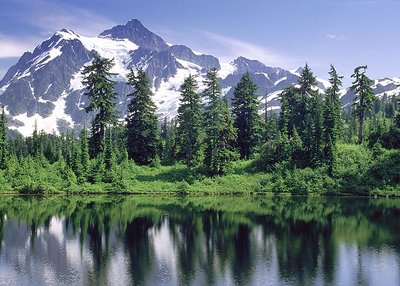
69, 69, 85, 91
175, 59, 202, 71
0, 84, 9, 95
153, 58, 207, 118
317, 77, 331, 90
13, 91, 73, 136
57, 29, 139, 78
33, 47, 63, 71
266, 90, 282, 102
274, 76, 287, 85
375, 77, 400, 86
219, 62, 237, 79
17, 70, 31, 80
44, 84, 53, 95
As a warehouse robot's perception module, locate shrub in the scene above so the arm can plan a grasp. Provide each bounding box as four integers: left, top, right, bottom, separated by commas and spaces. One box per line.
367, 150, 400, 188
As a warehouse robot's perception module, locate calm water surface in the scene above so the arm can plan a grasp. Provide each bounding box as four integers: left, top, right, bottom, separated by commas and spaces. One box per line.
0, 195, 399, 285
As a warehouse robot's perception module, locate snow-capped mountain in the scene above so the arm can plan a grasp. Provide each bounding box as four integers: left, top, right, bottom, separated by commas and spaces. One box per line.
0, 19, 399, 136
340, 77, 400, 108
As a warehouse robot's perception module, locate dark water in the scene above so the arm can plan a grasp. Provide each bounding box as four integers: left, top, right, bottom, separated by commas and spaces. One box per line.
0, 195, 399, 286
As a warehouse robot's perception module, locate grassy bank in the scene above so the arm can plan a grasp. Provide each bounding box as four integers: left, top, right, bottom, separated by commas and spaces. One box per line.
0, 144, 398, 196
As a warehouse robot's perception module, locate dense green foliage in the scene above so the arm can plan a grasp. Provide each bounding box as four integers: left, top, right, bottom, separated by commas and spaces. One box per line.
0, 60, 399, 196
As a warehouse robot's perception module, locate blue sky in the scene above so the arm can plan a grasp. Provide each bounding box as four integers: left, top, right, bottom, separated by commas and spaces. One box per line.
0, 0, 399, 85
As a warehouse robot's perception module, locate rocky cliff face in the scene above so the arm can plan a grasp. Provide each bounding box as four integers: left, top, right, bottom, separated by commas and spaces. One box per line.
99, 19, 170, 52
0, 19, 399, 136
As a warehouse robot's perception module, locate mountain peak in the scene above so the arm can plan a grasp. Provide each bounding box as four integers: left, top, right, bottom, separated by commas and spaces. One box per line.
233, 56, 264, 66
232, 56, 270, 74
55, 29, 80, 40
291, 67, 304, 75
125, 19, 145, 29
99, 19, 169, 52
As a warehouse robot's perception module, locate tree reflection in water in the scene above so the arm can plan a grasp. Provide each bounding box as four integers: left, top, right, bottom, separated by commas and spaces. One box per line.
0, 195, 399, 285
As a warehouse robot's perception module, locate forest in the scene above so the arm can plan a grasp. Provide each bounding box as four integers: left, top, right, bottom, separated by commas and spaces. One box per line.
0, 54, 399, 195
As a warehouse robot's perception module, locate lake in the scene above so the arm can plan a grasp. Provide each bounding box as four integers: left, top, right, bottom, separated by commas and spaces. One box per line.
0, 195, 399, 285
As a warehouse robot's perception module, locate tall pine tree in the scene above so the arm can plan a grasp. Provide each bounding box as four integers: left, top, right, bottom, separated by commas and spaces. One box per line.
350, 65, 375, 144
126, 69, 160, 165
0, 107, 7, 169
203, 68, 236, 175
82, 53, 119, 157
176, 75, 203, 168
323, 65, 343, 174
278, 64, 322, 167
232, 72, 262, 159
308, 91, 323, 167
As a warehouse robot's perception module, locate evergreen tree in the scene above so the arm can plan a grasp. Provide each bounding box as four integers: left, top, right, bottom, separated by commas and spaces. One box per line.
265, 113, 279, 142
203, 68, 224, 174
385, 96, 396, 118
203, 68, 237, 175
395, 112, 400, 129
119, 147, 129, 164
323, 65, 343, 174
373, 98, 382, 114
30, 121, 43, 158
392, 95, 399, 112
70, 130, 82, 178
125, 69, 160, 165
279, 64, 318, 140
288, 64, 317, 143
160, 116, 169, 142
161, 119, 178, 164
290, 127, 304, 168
279, 64, 320, 167
232, 72, 262, 159
0, 107, 7, 169
80, 127, 90, 181
64, 131, 74, 168
104, 129, 116, 182
220, 96, 238, 155
82, 53, 119, 157
324, 65, 343, 143
350, 65, 375, 144
263, 96, 268, 141
278, 87, 293, 134
260, 130, 291, 168
89, 153, 105, 183
176, 75, 203, 168
297, 64, 321, 166
299, 63, 317, 96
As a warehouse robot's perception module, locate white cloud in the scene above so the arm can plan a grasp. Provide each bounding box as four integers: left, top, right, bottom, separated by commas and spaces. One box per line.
0, 0, 116, 59
326, 34, 347, 40
0, 34, 40, 58
7, 0, 116, 37
200, 31, 299, 68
